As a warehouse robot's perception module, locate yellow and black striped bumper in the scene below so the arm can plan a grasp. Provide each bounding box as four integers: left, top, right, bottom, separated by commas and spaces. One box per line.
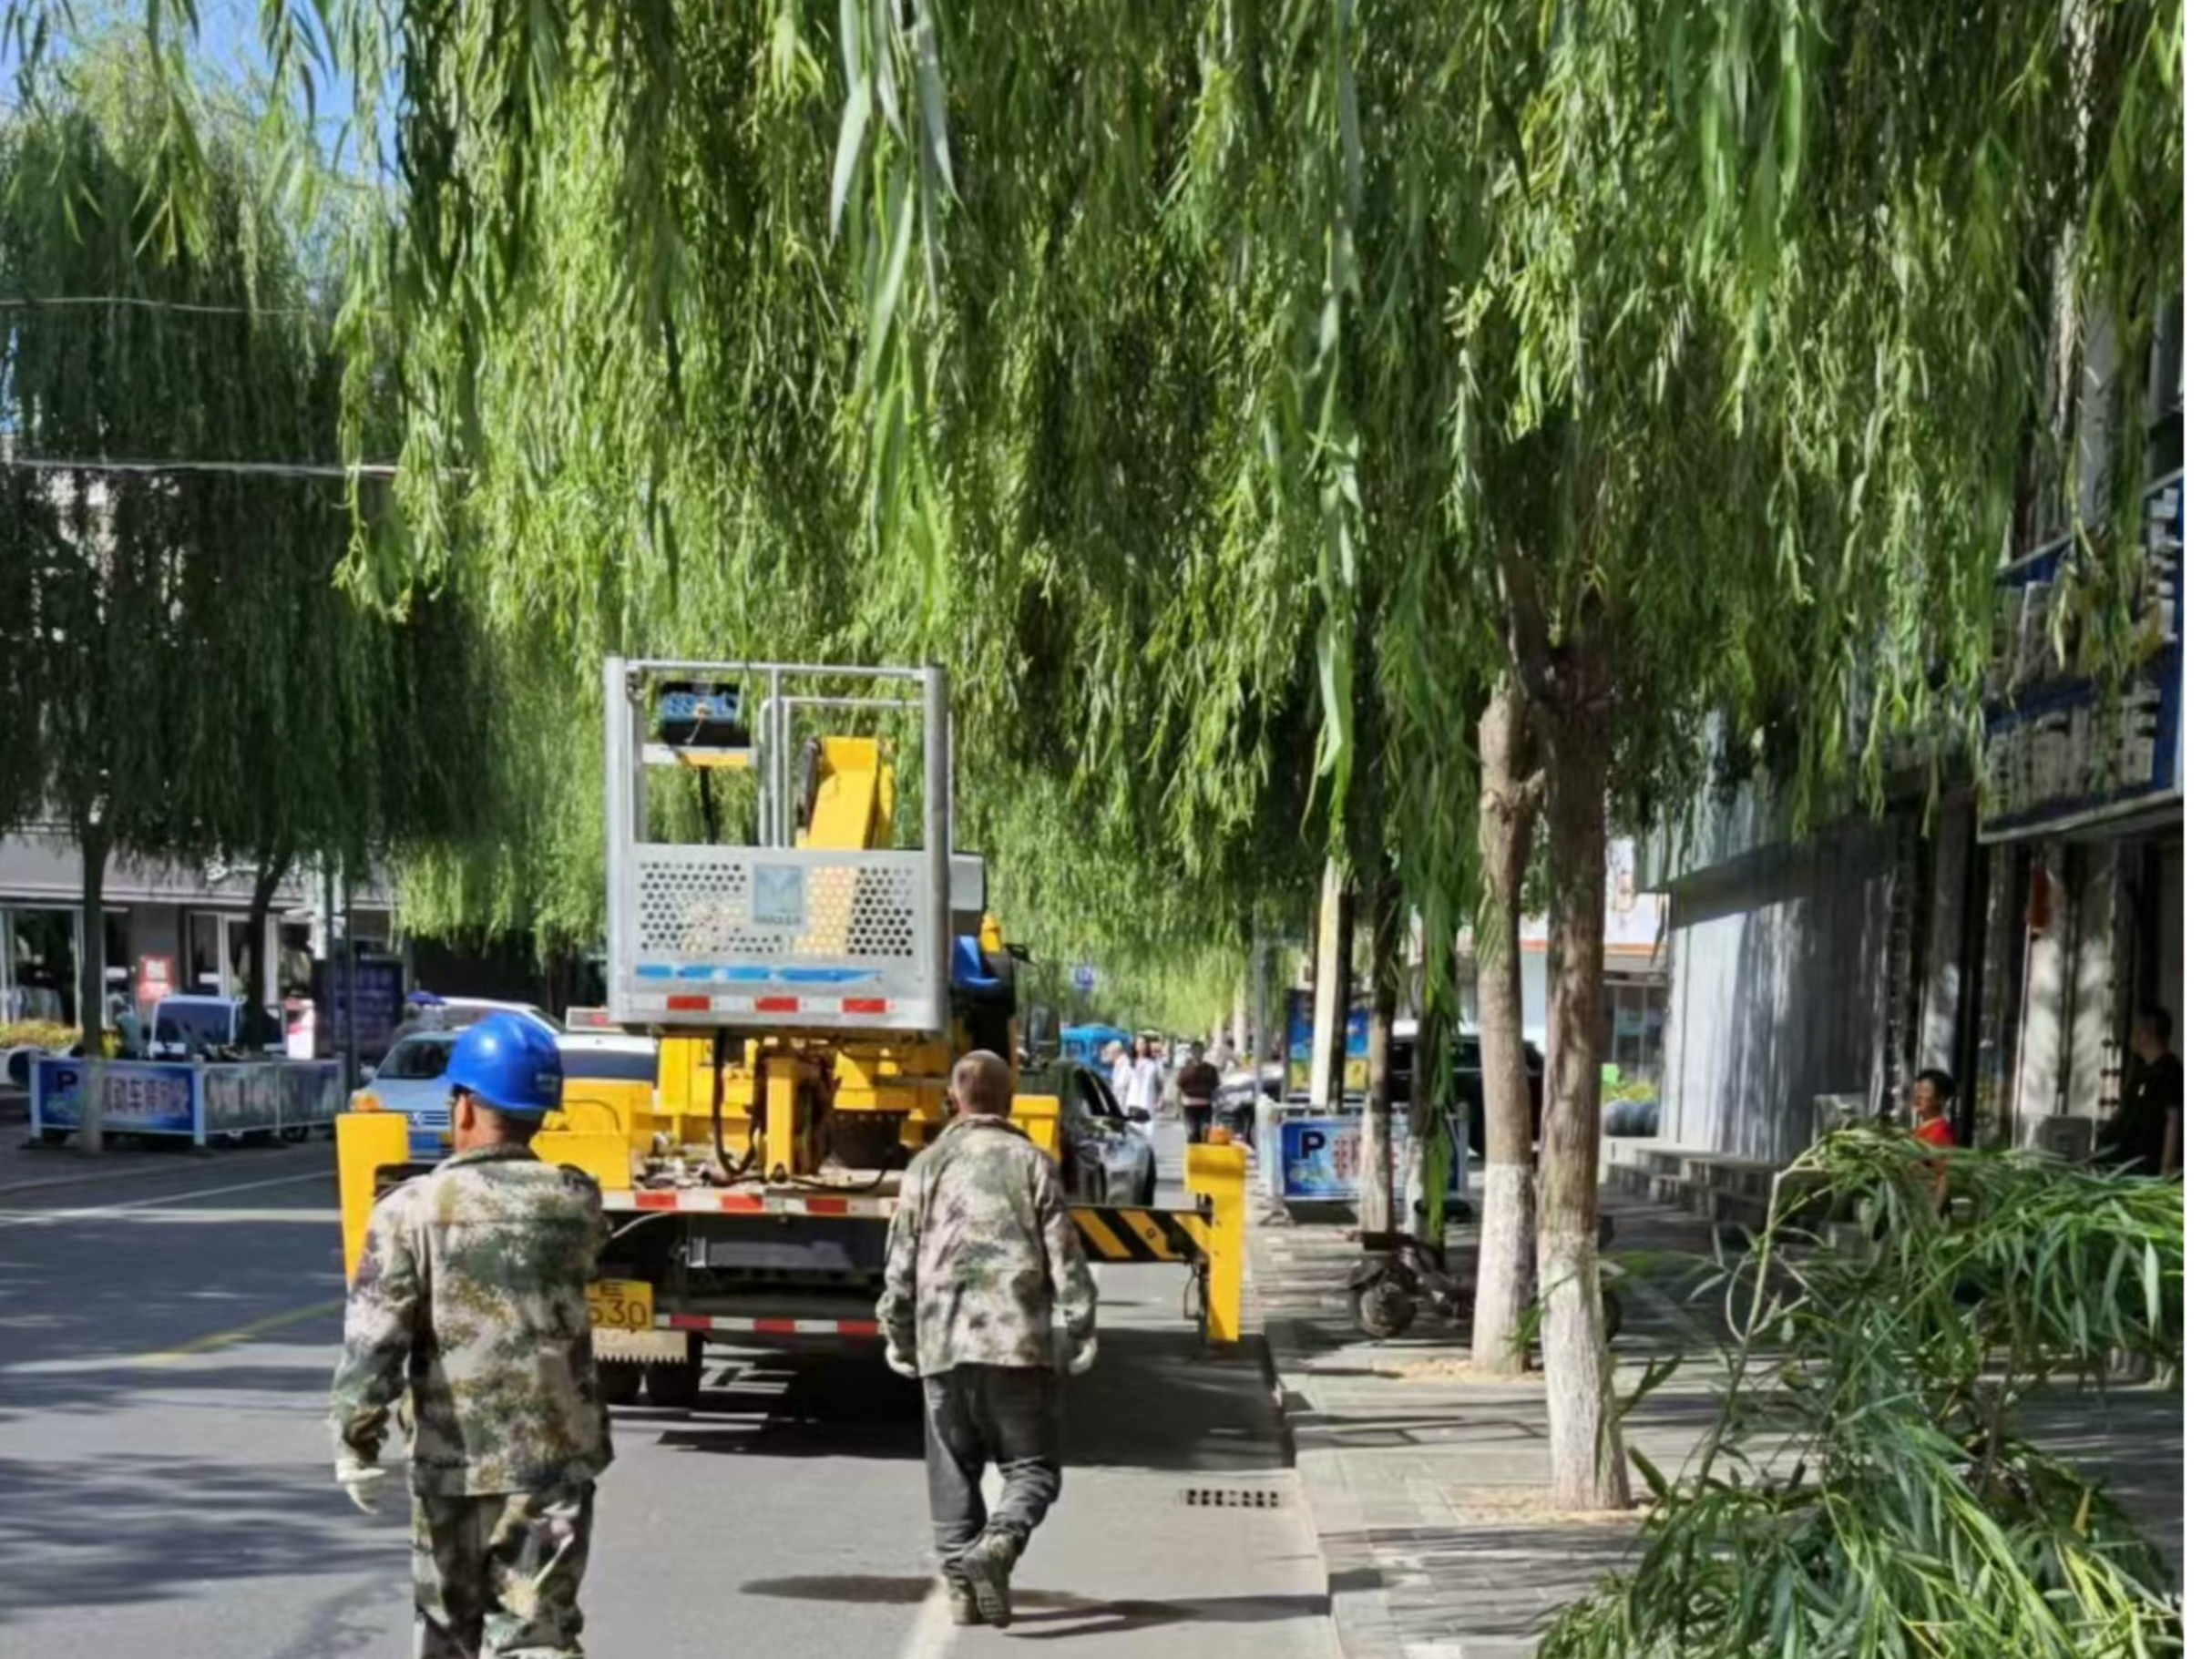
1068, 1203, 1211, 1264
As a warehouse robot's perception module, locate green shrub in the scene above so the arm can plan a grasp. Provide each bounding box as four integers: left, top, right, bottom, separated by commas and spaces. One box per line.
1602, 1077, 1658, 1104
1542, 1127, 2182, 1659
0, 1020, 79, 1054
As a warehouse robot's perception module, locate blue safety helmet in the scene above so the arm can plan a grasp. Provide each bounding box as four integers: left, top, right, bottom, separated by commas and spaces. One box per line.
443, 1012, 564, 1118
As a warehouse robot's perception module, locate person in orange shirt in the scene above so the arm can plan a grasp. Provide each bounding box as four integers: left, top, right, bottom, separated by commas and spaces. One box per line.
1910, 1068, 1957, 1214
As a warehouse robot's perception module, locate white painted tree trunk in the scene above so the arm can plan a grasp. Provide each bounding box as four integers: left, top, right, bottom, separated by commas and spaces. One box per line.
1537, 703, 1629, 1511
1309, 860, 1350, 1111
1470, 681, 1537, 1375
1357, 878, 1402, 1234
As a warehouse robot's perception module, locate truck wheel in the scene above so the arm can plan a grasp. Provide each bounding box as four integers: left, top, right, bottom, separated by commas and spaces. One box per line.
645, 1338, 703, 1409
599, 1360, 642, 1407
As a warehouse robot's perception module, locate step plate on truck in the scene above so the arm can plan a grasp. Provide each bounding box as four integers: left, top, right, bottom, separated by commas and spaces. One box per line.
593, 1327, 692, 1364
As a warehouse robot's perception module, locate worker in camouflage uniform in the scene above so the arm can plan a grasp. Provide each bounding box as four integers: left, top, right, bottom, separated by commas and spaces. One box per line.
331, 1012, 612, 1659
878, 1050, 1100, 1629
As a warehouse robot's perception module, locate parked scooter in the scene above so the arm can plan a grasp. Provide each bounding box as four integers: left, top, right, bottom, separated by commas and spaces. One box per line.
1347, 1211, 1622, 1343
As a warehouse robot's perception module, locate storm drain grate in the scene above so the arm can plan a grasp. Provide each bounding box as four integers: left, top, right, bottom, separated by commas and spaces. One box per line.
1182, 1488, 1282, 1509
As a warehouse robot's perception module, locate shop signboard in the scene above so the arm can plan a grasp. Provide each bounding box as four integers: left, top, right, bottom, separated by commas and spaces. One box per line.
33, 1059, 200, 1137
1982, 471, 2183, 842
1284, 989, 1373, 1094
1276, 1111, 1464, 1203
33, 1057, 343, 1142
135, 955, 175, 1010
318, 954, 406, 1060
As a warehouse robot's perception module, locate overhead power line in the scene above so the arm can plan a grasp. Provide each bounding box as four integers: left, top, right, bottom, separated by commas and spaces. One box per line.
0, 454, 400, 479
0, 293, 331, 318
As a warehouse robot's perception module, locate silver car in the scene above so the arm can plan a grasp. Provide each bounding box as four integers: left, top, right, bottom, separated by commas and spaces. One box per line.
1039, 1060, 1158, 1207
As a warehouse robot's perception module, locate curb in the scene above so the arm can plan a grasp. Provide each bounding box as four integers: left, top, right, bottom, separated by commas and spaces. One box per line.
1265, 1307, 1406, 1659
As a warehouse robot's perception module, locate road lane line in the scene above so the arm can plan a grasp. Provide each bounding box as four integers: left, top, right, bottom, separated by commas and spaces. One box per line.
893, 1583, 955, 1659
133, 1299, 344, 1367
0, 1169, 330, 1227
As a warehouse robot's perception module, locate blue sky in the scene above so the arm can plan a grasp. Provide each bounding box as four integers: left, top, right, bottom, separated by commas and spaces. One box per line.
4, 0, 377, 172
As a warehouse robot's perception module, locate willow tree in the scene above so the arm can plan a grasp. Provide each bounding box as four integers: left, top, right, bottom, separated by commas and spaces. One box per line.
0, 39, 480, 1057
51, 0, 2181, 1512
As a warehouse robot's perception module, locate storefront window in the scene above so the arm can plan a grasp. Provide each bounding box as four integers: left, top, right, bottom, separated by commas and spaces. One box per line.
224, 915, 255, 1001
1605, 979, 1666, 1083
188, 912, 224, 993
278, 922, 314, 999
3, 908, 80, 1028
103, 911, 129, 994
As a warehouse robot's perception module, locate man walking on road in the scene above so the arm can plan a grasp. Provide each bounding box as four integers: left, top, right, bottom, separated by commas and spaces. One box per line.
878, 1050, 1101, 1629
1176, 1047, 1223, 1143
330, 1012, 611, 1658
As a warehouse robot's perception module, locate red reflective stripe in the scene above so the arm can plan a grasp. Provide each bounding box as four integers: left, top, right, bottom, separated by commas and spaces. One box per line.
752, 1317, 797, 1335
803, 1197, 849, 1215
636, 1191, 678, 1211
720, 1193, 766, 1213
835, 1320, 878, 1338
841, 998, 888, 1015
666, 995, 711, 1012
669, 1314, 712, 1331
753, 996, 800, 1013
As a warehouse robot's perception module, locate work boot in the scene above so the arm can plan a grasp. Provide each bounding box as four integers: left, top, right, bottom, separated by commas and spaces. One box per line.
957, 1528, 1020, 1629
942, 1572, 982, 1627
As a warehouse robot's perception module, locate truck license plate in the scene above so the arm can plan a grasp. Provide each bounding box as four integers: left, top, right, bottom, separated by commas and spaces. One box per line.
587, 1279, 654, 1334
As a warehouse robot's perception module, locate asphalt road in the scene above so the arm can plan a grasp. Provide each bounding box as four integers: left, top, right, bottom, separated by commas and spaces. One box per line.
0, 1121, 1329, 1659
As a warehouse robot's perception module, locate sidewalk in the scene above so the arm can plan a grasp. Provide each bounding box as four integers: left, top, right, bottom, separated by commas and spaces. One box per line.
0, 1092, 328, 1196
1254, 1190, 1725, 1659
1251, 1181, 2185, 1659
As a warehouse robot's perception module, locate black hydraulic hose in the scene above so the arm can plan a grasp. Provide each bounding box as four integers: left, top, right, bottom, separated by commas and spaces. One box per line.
708, 1029, 737, 1183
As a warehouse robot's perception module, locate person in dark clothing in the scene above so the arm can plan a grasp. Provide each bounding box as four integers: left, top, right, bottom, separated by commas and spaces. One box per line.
1176, 1052, 1222, 1142
878, 1051, 1099, 1628
2103, 1007, 2182, 1177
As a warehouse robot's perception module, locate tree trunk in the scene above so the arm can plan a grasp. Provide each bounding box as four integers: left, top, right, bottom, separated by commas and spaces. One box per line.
1536, 693, 1629, 1510
1471, 680, 1540, 1375
76, 817, 109, 1153
1310, 859, 1352, 1111
1409, 927, 1450, 1244
1357, 875, 1403, 1234
238, 848, 292, 1050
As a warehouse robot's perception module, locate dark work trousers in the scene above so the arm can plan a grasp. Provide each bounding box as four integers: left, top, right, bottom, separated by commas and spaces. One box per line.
1183, 1101, 1214, 1142
921, 1364, 1063, 1566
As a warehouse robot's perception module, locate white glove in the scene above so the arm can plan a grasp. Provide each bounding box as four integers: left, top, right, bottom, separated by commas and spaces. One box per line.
1061, 1333, 1098, 1376
334, 1453, 390, 1516
885, 1346, 919, 1380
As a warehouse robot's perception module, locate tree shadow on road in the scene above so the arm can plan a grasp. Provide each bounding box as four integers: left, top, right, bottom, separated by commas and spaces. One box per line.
734, 1573, 1326, 1636
640, 1327, 1290, 1476
1004, 1591, 1328, 1638
0, 1452, 390, 1623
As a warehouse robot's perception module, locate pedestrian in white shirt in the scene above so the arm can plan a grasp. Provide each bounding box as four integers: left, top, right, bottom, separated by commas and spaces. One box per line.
1106, 1040, 1133, 1110
1129, 1039, 1165, 1122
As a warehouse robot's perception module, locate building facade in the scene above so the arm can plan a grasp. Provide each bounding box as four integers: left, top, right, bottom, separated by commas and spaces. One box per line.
1645, 466, 2182, 1163
0, 825, 394, 1029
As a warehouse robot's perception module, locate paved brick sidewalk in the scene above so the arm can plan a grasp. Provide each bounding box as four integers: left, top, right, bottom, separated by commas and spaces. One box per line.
1252, 1182, 2184, 1659
1253, 1190, 1728, 1659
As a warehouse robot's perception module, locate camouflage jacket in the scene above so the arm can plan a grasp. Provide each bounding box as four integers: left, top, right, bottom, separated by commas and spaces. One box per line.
330, 1144, 613, 1496
876, 1113, 1099, 1376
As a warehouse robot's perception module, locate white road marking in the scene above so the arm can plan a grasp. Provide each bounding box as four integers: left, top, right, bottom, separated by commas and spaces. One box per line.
0, 1170, 330, 1228
893, 1583, 956, 1659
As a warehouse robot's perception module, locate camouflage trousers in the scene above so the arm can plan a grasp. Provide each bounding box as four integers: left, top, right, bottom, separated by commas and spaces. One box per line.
411, 1483, 594, 1659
